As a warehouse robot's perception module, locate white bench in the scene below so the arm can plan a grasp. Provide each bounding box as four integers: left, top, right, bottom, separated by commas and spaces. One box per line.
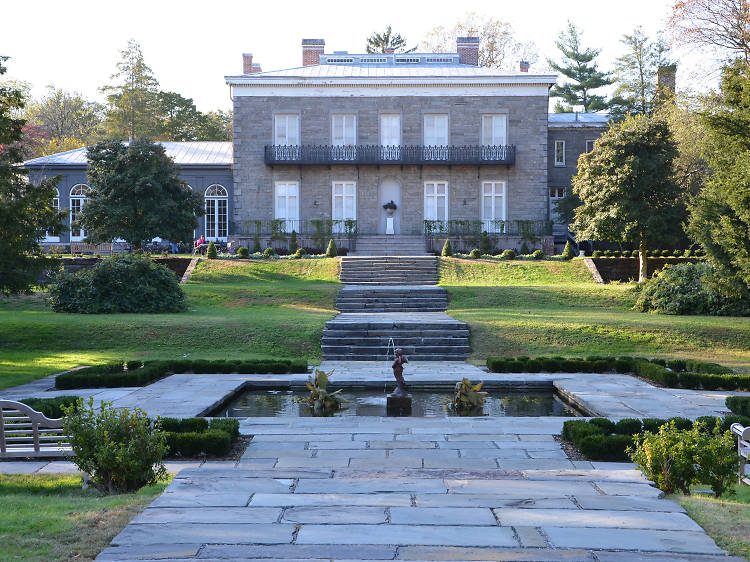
0, 400, 72, 458
731, 423, 750, 486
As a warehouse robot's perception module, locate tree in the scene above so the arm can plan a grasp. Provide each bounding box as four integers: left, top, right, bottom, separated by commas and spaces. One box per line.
155, 91, 204, 141
571, 114, 685, 282
548, 22, 611, 112
609, 28, 673, 116
420, 12, 539, 70
0, 56, 65, 294
198, 109, 232, 141
689, 61, 750, 291
80, 140, 203, 249
101, 39, 160, 140
366, 25, 414, 53
25, 87, 103, 143
668, 0, 750, 64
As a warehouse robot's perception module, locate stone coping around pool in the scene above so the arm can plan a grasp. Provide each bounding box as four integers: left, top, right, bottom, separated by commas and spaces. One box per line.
1, 361, 745, 422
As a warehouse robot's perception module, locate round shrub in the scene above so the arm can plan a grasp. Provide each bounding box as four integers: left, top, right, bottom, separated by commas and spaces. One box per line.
532, 249, 544, 260
263, 247, 276, 258
635, 262, 750, 316
614, 418, 642, 435
236, 246, 249, 258
48, 253, 186, 313
293, 248, 305, 259
589, 418, 616, 434
603, 250, 612, 257
562, 241, 575, 260
642, 418, 668, 433
441, 239, 453, 257
469, 248, 480, 259
206, 241, 217, 259
501, 249, 517, 260
630, 250, 639, 258
592, 250, 603, 258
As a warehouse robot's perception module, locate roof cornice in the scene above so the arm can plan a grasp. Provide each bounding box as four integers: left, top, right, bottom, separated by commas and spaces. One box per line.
225, 75, 557, 88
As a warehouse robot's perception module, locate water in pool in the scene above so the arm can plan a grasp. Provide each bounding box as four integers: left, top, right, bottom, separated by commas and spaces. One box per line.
215, 389, 582, 418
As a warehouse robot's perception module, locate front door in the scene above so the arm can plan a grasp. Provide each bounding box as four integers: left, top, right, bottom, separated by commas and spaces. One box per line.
379, 179, 401, 234
332, 181, 356, 233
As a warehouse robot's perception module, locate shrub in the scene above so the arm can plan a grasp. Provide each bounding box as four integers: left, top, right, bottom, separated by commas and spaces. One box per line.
441, 239, 453, 257
165, 429, 232, 457
62, 397, 167, 494
642, 418, 668, 433
562, 420, 602, 442
206, 241, 217, 259
722, 414, 750, 432
252, 239, 262, 253
19, 396, 80, 419
520, 242, 531, 255
614, 418, 642, 435
263, 247, 276, 258
300, 368, 345, 416
160, 417, 209, 434
727, 396, 750, 417
236, 246, 249, 258
48, 254, 186, 314
452, 378, 488, 415
685, 359, 733, 374
126, 360, 143, 370
635, 262, 750, 316
289, 230, 298, 253
670, 417, 694, 431
500, 249, 516, 260
589, 418, 616, 434
326, 239, 337, 258
603, 250, 612, 257
293, 248, 305, 259
209, 417, 240, 439
469, 249, 480, 259
592, 250, 603, 258
480, 231, 492, 254
579, 433, 633, 461
532, 249, 544, 260
562, 241, 575, 260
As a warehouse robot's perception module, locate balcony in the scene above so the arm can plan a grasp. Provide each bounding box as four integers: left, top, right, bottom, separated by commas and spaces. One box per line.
264, 145, 516, 166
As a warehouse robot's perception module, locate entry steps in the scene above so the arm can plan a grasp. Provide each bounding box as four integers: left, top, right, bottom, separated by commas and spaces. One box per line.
321, 312, 470, 361
336, 285, 447, 313
350, 235, 427, 256
340, 256, 438, 285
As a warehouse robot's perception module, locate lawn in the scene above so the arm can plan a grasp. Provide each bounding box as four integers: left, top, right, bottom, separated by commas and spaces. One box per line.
0, 258, 340, 389
440, 257, 750, 371
0, 473, 168, 560
671, 485, 750, 560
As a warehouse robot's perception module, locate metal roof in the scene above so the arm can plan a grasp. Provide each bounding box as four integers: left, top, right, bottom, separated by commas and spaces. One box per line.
548, 113, 612, 128
23, 142, 232, 168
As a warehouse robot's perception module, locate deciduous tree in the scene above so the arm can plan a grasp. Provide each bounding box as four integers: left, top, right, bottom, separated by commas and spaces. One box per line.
571, 114, 685, 282
25, 86, 103, 143
80, 140, 203, 249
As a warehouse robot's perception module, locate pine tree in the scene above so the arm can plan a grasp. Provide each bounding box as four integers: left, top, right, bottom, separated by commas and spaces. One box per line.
548, 22, 611, 112
289, 230, 298, 253
326, 239, 337, 258
366, 25, 413, 53
562, 241, 575, 260
441, 238, 453, 257
206, 241, 217, 259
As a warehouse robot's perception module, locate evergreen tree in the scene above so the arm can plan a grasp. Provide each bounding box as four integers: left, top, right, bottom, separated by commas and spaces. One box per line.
101, 39, 160, 140
0, 56, 65, 294
326, 239, 337, 258
689, 61, 750, 291
441, 238, 453, 257
548, 22, 611, 112
80, 140, 203, 250
366, 25, 414, 53
571, 114, 685, 282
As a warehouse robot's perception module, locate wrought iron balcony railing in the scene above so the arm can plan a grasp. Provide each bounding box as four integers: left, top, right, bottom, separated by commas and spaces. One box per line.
264, 144, 516, 165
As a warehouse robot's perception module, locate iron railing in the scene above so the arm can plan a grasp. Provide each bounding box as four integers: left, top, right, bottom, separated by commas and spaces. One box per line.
232, 219, 358, 237
424, 219, 552, 238
264, 145, 516, 165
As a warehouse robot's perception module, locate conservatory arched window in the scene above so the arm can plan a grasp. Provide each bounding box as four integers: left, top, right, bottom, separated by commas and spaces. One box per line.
45, 188, 60, 242
204, 184, 228, 241
70, 184, 91, 241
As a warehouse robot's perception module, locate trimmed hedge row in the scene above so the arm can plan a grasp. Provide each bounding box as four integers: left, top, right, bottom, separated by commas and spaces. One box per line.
727, 396, 750, 417
486, 355, 748, 391
19, 396, 80, 419
562, 415, 749, 461
56, 359, 308, 390
159, 417, 240, 458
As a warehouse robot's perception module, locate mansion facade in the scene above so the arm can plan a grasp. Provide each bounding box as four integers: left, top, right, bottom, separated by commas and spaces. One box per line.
25, 38, 609, 252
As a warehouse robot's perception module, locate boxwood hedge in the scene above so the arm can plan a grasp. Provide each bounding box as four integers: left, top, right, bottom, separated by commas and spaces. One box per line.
727, 396, 750, 417
158, 417, 240, 458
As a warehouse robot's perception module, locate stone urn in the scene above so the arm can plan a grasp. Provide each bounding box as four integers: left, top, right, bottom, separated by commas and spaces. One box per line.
385, 207, 395, 217
383, 200, 397, 217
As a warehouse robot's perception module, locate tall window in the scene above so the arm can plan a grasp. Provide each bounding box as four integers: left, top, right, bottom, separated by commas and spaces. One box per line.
554, 140, 566, 166
204, 184, 228, 241
482, 115, 508, 160
424, 114, 449, 160
332, 114, 356, 160
380, 114, 401, 160
424, 181, 448, 221
481, 182, 506, 233
275, 181, 299, 232
585, 139, 595, 153
549, 187, 566, 223
274, 114, 300, 160
332, 181, 356, 233
69, 184, 90, 241
46, 188, 60, 242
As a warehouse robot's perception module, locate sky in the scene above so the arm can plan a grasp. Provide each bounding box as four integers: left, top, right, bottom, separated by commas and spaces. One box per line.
2, 0, 715, 112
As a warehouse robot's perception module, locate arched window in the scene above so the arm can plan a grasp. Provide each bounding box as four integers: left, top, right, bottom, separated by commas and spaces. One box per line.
46, 188, 60, 242
204, 184, 228, 241
70, 184, 91, 241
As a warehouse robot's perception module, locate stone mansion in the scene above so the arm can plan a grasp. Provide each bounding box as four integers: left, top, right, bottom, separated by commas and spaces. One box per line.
24, 37, 609, 254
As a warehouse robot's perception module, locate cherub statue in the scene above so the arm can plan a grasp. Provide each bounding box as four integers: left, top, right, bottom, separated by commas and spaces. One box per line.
391, 348, 409, 397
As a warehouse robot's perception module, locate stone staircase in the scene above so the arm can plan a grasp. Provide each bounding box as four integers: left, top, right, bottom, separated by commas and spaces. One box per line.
351, 235, 427, 256
339, 256, 438, 285
336, 285, 448, 312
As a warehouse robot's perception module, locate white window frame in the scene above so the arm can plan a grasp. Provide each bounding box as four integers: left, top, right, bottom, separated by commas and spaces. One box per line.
331, 181, 357, 233
549, 186, 567, 223
481, 181, 507, 233
380, 113, 401, 160
273, 114, 300, 161
554, 140, 566, 167
481, 114, 508, 146
69, 184, 90, 242
424, 181, 449, 222
331, 114, 357, 160
204, 184, 228, 241
274, 181, 300, 232
45, 188, 60, 242
423, 114, 449, 160
585, 139, 595, 153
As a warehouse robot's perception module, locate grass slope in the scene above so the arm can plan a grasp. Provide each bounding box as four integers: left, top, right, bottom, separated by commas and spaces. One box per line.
441, 258, 750, 371
0, 259, 340, 389
0, 474, 167, 560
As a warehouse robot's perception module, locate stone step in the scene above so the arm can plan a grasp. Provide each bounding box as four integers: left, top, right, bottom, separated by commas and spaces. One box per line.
321, 336, 468, 346
336, 300, 447, 307
321, 353, 467, 361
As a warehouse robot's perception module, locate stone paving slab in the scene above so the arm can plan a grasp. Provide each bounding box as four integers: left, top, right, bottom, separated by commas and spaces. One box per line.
282, 506, 387, 524
132, 507, 281, 524
295, 524, 519, 547
111, 523, 295, 546
542, 527, 724, 554
493, 508, 702, 531
389, 507, 497, 526
250, 493, 414, 507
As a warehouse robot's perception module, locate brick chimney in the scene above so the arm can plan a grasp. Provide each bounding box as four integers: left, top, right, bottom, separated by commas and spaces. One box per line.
456, 37, 480, 65
242, 53, 253, 74
302, 39, 325, 66
250, 63, 262, 73
656, 64, 677, 102
519, 60, 530, 72
384, 47, 395, 54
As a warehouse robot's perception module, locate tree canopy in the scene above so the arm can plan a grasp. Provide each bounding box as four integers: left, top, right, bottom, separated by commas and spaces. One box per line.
548, 21, 611, 112
0, 56, 65, 294
366, 26, 414, 53
79, 140, 203, 249
571, 113, 685, 281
